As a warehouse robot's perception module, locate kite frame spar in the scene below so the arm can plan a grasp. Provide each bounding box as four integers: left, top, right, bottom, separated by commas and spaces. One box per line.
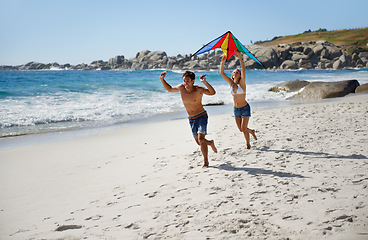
193, 31, 264, 67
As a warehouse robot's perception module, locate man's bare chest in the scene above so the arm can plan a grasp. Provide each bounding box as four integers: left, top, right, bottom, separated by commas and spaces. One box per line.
180, 89, 202, 104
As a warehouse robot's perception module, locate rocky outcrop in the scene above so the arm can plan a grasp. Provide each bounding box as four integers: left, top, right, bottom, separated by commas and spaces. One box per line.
355, 83, 368, 94
287, 80, 360, 100
268, 80, 310, 93
1, 41, 367, 71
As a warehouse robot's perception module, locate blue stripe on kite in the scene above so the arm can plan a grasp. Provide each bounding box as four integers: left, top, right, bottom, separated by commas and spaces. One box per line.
194, 35, 223, 56
236, 38, 264, 66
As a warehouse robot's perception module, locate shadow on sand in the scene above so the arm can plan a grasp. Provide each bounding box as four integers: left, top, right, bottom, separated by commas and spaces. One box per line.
211, 162, 306, 178
258, 146, 368, 160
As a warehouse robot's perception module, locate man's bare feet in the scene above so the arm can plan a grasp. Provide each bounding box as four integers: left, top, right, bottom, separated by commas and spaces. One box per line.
247, 143, 251, 149
203, 161, 209, 168
249, 129, 257, 140
209, 140, 217, 153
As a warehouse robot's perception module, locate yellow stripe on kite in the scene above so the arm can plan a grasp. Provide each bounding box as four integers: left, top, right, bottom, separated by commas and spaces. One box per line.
221, 33, 230, 57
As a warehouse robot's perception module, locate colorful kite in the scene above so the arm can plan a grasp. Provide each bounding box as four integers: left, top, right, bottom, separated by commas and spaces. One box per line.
193, 31, 264, 67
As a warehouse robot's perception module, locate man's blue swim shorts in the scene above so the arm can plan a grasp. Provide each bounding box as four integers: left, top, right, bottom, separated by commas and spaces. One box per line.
188, 110, 208, 139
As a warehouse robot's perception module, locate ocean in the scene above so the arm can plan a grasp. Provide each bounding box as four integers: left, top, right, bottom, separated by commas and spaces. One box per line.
1, 68, 368, 139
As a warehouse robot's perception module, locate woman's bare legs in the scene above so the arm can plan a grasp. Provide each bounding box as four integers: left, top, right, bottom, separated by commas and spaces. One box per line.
235, 117, 257, 149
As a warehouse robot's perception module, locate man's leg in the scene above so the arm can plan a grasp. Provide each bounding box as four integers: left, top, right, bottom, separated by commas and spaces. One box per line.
198, 134, 209, 167
198, 134, 217, 168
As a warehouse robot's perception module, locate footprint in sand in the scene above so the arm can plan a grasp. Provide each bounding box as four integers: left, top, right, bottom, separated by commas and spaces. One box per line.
85, 215, 102, 221
125, 223, 140, 229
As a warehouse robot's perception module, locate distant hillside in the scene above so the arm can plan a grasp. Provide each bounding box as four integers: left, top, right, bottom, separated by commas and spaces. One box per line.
257, 28, 368, 54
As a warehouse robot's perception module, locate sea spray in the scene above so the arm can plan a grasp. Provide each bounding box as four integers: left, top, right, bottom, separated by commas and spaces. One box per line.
1, 68, 367, 137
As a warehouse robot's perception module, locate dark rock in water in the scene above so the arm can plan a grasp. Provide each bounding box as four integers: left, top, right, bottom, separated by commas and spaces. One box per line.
204, 100, 225, 106
287, 80, 360, 99
268, 80, 310, 93
355, 83, 368, 93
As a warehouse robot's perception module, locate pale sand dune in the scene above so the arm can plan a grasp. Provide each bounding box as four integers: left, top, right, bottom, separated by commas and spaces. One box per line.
0, 94, 367, 239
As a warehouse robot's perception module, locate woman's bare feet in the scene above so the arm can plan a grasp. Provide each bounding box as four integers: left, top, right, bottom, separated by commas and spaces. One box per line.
249, 129, 257, 140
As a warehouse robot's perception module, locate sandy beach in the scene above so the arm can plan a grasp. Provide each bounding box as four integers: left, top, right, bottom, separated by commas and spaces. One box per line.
0, 94, 367, 239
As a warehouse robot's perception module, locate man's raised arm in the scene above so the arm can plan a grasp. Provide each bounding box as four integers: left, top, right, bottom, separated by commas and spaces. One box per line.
160, 72, 179, 93
200, 75, 216, 96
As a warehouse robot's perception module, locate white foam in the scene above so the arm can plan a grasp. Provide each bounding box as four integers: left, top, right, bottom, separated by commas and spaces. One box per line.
1, 68, 367, 137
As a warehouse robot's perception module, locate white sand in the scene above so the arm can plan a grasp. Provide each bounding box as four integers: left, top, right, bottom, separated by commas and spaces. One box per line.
0, 94, 367, 239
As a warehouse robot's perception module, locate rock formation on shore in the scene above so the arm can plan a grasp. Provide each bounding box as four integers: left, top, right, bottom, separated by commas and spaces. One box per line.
355, 83, 368, 93
1, 41, 367, 71
268, 80, 310, 93
287, 80, 360, 100
269, 79, 364, 100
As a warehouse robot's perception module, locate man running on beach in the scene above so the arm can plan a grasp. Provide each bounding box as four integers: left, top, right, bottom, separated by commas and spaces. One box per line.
160, 71, 217, 168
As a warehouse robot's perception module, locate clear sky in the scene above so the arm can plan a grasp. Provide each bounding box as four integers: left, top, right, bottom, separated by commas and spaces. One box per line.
1, 0, 367, 66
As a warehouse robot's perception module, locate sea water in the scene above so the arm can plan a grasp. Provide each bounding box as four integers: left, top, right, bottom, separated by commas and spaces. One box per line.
1, 68, 367, 139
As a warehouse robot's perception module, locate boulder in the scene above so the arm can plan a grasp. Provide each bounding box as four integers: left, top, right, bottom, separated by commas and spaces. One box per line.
36, 63, 47, 69
244, 61, 260, 69
355, 83, 368, 93
291, 43, 304, 52
20, 62, 41, 70
136, 50, 150, 59
303, 47, 313, 55
325, 46, 341, 60
292, 54, 308, 61
100, 66, 111, 70
358, 52, 368, 63
148, 51, 167, 61
298, 59, 313, 69
352, 53, 360, 62
268, 80, 310, 93
0, 65, 18, 70
316, 40, 333, 46
280, 60, 298, 69
249, 45, 279, 68
274, 44, 292, 62
320, 49, 329, 59
185, 60, 201, 70
228, 59, 240, 69
288, 80, 360, 99
198, 60, 209, 69
90, 60, 107, 67
339, 54, 352, 67
166, 59, 176, 69
333, 60, 344, 69
313, 45, 325, 55
109, 55, 124, 65
307, 53, 319, 66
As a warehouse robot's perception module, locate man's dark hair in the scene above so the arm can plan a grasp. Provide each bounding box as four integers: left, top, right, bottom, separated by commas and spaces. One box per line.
182, 71, 195, 80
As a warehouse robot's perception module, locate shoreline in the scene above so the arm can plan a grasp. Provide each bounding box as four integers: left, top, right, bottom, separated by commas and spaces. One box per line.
0, 97, 303, 151
1, 93, 367, 239
0, 97, 346, 151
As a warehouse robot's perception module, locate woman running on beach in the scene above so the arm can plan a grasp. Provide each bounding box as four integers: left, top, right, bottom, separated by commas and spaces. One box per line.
220, 51, 257, 149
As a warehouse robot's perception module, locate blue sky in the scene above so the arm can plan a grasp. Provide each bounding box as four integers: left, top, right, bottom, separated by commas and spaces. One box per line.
1, 0, 367, 65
